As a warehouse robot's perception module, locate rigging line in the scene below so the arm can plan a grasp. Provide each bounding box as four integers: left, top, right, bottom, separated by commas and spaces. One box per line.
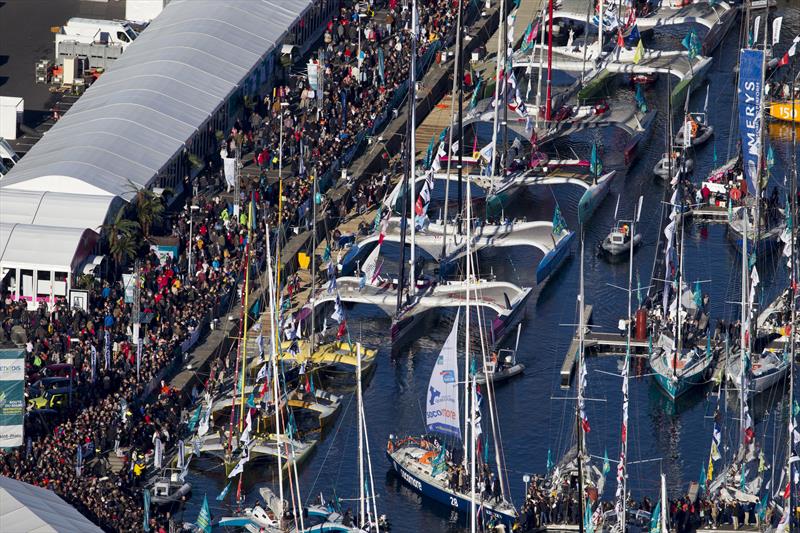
303, 391, 355, 504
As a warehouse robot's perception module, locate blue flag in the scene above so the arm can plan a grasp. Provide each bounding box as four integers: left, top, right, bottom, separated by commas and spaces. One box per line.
196, 494, 212, 533
143, 489, 151, 532
625, 25, 640, 46
216, 481, 232, 501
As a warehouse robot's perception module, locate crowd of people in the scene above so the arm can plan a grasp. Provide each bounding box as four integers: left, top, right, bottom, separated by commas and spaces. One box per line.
0, 1, 468, 531
518, 475, 791, 532
227, 0, 461, 230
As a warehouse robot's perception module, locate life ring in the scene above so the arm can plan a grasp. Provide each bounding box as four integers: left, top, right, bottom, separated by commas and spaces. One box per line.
387, 440, 395, 453
419, 451, 437, 465
730, 188, 742, 201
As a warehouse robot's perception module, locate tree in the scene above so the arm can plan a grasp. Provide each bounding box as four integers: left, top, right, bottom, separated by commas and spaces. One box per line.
128, 181, 165, 239
100, 210, 140, 267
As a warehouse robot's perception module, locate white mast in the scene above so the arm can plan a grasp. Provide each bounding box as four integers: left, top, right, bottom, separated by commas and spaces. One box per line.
597, 0, 604, 62
358, 344, 380, 532
465, 120, 477, 533
740, 215, 748, 446
489, 0, 506, 178
358, 343, 365, 526
264, 225, 284, 506
409, 0, 418, 298
660, 473, 668, 532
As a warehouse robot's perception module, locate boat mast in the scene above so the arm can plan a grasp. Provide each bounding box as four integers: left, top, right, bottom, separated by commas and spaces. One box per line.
577, 229, 586, 533
358, 341, 365, 527
409, 0, 417, 299
358, 342, 381, 532
786, 65, 797, 526
502, 5, 509, 175
619, 197, 640, 533
265, 224, 285, 506
660, 473, 668, 532
489, 0, 506, 178
396, 73, 411, 314
442, 0, 463, 259
457, 3, 465, 234
597, 0, 604, 63
545, 0, 554, 121
465, 142, 476, 533
311, 159, 317, 352
676, 207, 685, 357
740, 212, 748, 446
535, 5, 546, 127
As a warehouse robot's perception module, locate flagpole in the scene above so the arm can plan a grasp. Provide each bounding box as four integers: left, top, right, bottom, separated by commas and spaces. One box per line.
358, 343, 365, 527
441, 0, 462, 259
265, 224, 285, 507
409, 0, 417, 299
786, 58, 796, 531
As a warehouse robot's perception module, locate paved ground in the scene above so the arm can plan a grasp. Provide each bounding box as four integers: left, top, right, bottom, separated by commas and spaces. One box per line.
0, 0, 124, 130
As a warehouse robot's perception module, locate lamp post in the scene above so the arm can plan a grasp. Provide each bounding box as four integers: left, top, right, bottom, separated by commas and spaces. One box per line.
187, 204, 200, 277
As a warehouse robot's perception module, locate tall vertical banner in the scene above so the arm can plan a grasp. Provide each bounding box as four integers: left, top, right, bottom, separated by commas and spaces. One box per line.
737, 49, 765, 194
0, 348, 25, 448
426, 311, 461, 439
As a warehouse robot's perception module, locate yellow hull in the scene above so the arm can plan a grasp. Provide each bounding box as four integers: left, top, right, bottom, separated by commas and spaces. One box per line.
248, 341, 377, 372
769, 101, 800, 122
280, 340, 377, 370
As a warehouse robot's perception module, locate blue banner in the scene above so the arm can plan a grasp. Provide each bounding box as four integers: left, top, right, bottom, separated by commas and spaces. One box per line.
737, 49, 764, 194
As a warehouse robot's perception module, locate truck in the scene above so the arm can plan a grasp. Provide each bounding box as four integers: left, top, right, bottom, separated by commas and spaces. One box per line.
54, 18, 139, 68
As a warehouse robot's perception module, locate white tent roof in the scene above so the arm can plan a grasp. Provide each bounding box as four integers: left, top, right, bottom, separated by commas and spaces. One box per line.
0, 224, 98, 272
0, 190, 122, 230
0, 475, 103, 533
0, 0, 313, 198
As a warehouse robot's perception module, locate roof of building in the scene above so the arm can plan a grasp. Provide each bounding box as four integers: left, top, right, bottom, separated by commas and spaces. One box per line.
0, 223, 98, 272
0, 475, 104, 532
0, 190, 122, 230
0, 0, 313, 198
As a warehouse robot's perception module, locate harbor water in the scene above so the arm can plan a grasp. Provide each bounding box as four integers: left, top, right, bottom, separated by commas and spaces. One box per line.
185, 3, 800, 531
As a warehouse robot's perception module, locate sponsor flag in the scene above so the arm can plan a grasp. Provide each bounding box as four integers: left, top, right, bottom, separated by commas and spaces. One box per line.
217, 481, 232, 501
195, 494, 212, 533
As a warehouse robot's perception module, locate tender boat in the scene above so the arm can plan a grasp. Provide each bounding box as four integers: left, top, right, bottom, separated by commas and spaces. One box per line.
146, 467, 191, 505
674, 113, 714, 147
601, 221, 641, 256
476, 342, 524, 385
726, 344, 790, 397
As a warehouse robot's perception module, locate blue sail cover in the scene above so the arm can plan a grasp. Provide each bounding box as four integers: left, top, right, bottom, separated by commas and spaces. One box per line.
737, 49, 765, 194
426, 311, 462, 439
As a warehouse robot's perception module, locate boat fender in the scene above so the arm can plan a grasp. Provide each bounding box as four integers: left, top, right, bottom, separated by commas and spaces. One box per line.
387, 440, 395, 453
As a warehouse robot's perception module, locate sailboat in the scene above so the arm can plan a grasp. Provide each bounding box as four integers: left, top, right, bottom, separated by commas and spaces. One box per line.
649, 167, 714, 401
707, 46, 773, 507
540, 232, 605, 511
387, 75, 517, 524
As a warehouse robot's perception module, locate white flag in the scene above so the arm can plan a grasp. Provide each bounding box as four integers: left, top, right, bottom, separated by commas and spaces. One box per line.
773, 17, 783, 46
241, 409, 252, 445
754, 16, 761, 45
154, 437, 163, 469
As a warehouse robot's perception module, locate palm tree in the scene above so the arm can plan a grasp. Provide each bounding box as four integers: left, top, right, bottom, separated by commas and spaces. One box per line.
100, 210, 140, 267
128, 181, 165, 239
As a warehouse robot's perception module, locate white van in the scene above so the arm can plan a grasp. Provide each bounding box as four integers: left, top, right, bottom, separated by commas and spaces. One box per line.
55, 18, 138, 61
0, 138, 19, 176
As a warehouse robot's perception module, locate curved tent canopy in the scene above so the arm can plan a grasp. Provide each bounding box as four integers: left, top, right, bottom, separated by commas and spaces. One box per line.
0, 190, 124, 230
0, 475, 103, 532
0, 224, 98, 273
0, 0, 314, 198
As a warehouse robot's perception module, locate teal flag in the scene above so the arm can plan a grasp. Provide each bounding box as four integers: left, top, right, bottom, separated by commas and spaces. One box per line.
322, 244, 331, 262
546, 448, 554, 472
649, 501, 661, 533
706, 335, 712, 360
740, 468, 746, 490
216, 481, 231, 501
196, 494, 212, 533
682, 29, 701, 60
693, 280, 703, 307
431, 445, 448, 477
636, 276, 643, 307
699, 463, 707, 491
767, 145, 775, 170
602, 449, 610, 476
590, 143, 602, 177
635, 84, 648, 113
143, 489, 151, 532
584, 498, 594, 533
187, 404, 202, 433
793, 400, 800, 417
552, 204, 567, 235
749, 252, 757, 269
727, 197, 733, 222
425, 135, 436, 169
469, 78, 483, 110
757, 491, 768, 520
648, 334, 653, 355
